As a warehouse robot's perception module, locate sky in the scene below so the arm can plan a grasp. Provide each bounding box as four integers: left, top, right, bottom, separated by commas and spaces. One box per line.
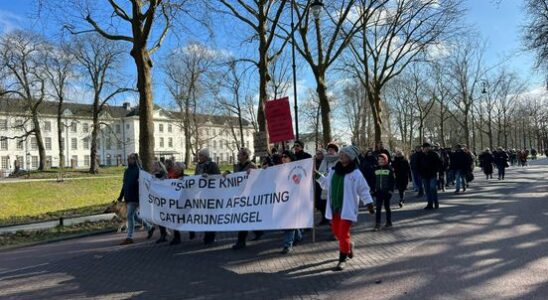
0, 0, 545, 111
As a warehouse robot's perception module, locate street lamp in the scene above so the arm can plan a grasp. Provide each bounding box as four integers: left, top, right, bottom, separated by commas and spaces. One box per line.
310, 0, 324, 20
481, 80, 488, 94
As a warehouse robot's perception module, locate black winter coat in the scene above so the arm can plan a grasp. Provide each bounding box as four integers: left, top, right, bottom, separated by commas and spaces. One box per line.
417, 151, 442, 179
118, 164, 140, 203
392, 156, 411, 190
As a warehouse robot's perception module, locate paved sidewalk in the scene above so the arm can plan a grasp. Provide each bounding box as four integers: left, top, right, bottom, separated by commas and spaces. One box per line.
0, 161, 547, 299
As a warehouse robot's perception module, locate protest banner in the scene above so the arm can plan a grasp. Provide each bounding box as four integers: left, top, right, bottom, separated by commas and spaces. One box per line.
139, 158, 314, 231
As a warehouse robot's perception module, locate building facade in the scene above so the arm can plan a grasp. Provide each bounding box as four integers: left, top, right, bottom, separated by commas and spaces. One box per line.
0, 99, 255, 175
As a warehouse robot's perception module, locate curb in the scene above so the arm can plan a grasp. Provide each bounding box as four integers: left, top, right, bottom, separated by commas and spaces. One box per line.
0, 228, 117, 253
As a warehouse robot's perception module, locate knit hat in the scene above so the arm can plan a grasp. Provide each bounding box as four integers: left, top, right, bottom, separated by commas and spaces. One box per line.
198, 148, 210, 158
340, 145, 360, 161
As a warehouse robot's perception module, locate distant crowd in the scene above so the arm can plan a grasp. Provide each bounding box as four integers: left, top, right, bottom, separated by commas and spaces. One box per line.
115, 141, 539, 271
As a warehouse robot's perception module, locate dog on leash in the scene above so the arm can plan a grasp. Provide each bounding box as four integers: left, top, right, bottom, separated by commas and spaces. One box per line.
104, 200, 128, 232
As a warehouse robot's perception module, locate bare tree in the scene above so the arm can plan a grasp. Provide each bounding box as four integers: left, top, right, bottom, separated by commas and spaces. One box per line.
71, 35, 132, 174
56, 0, 197, 171
163, 42, 215, 166
43, 41, 76, 169
523, 0, 548, 83
216, 0, 290, 134
291, 0, 373, 144
0, 31, 48, 170
347, 0, 462, 143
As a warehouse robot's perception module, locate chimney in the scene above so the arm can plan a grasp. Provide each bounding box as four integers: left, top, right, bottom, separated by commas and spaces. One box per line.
123, 102, 131, 111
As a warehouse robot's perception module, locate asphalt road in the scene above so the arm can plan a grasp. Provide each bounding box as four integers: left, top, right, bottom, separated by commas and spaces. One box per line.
0, 159, 546, 300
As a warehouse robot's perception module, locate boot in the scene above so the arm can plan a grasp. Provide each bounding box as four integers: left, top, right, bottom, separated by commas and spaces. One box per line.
348, 242, 355, 259
335, 252, 348, 271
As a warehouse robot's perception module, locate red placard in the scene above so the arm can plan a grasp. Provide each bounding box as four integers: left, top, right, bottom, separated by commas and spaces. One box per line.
265, 97, 295, 143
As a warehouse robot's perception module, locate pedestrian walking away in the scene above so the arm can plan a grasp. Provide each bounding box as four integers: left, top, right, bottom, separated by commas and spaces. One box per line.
372, 153, 395, 231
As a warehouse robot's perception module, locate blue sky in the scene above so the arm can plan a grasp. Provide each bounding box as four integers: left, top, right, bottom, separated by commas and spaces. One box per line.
0, 0, 544, 109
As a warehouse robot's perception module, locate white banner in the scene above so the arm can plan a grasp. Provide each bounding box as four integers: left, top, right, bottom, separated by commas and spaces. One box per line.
139, 159, 314, 231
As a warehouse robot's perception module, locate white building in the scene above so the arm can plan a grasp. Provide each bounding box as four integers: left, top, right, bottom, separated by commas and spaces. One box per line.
0, 99, 255, 175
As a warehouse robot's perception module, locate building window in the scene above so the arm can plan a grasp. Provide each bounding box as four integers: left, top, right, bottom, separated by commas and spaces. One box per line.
220, 141, 224, 149
46, 156, 52, 167
0, 120, 7, 130
45, 137, 52, 150
31, 156, 38, 169
126, 124, 130, 130
1, 156, 8, 169
117, 140, 122, 150
159, 124, 164, 133
31, 137, 37, 150
220, 153, 224, 161
106, 137, 112, 150
70, 122, 77, 133
44, 121, 51, 132
71, 138, 78, 150
14, 120, 23, 131
116, 124, 121, 134
159, 137, 164, 148
83, 138, 89, 150
126, 137, 130, 143
83, 123, 89, 133
0, 137, 7, 150
213, 140, 217, 149
84, 155, 90, 167
212, 129, 216, 135
60, 138, 65, 151
16, 139, 23, 150
168, 137, 173, 148
168, 124, 172, 133
72, 155, 78, 167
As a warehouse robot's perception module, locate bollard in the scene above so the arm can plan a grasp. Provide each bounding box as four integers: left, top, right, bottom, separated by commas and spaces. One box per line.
59, 217, 64, 227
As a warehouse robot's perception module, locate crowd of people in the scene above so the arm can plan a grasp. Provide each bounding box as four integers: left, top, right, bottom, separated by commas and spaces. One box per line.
115, 140, 538, 271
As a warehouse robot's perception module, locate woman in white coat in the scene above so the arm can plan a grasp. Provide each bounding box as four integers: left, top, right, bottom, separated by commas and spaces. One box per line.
317, 145, 375, 271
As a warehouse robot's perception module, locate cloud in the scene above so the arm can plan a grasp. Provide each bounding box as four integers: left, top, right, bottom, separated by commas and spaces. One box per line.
0, 10, 24, 33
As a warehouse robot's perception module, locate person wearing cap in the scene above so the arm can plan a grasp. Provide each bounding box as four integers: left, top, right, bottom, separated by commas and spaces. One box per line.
417, 142, 443, 210
280, 150, 302, 254
195, 148, 220, 245
293, 140, 312, 160
316, 145, 375, 271
317, 143, 340, 226
230, 148, 261, 250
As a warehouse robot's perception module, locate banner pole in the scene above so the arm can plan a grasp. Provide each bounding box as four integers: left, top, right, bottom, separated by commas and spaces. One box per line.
312, 162, 316, 244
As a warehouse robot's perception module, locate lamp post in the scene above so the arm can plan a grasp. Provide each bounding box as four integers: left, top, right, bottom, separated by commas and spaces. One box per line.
26, 152, 31, 179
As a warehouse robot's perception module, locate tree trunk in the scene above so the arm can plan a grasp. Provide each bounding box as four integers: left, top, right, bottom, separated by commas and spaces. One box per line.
132, 48, 155, 171
89, 109, 100, 174
257, 15, 269, 134
57, 103, 65, 169
315, 72, 331, 145
32, 112, 46, 170
369, 91, 384, 143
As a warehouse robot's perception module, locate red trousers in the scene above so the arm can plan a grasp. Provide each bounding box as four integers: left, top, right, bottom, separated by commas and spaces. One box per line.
331, 213, 353, 254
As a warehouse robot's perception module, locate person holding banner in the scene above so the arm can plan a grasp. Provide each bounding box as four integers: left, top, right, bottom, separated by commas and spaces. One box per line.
195, 148, 221, 245
229, 148, 262, 250
317, 143, 340, 226
316, 146, 375, 271
117, 153, 154, 245
280, 150, 303, 254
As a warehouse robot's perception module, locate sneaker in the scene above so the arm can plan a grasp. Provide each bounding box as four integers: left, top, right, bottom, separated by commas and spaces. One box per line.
146, 227, 155, 239
367, 204, 375, 214
155, 236, 167, 244
169, 238, 181, 246
384, 222, 393, 228
232, 242, 246, 250
334, 261, 346, 271
281, 246, 293, 254
120, 238, 133, 245
348, 242, 355, 259
373, 225, 381, 231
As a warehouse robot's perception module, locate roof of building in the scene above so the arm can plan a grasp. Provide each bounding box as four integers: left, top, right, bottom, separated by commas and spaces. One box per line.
0, 98, 252, 126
